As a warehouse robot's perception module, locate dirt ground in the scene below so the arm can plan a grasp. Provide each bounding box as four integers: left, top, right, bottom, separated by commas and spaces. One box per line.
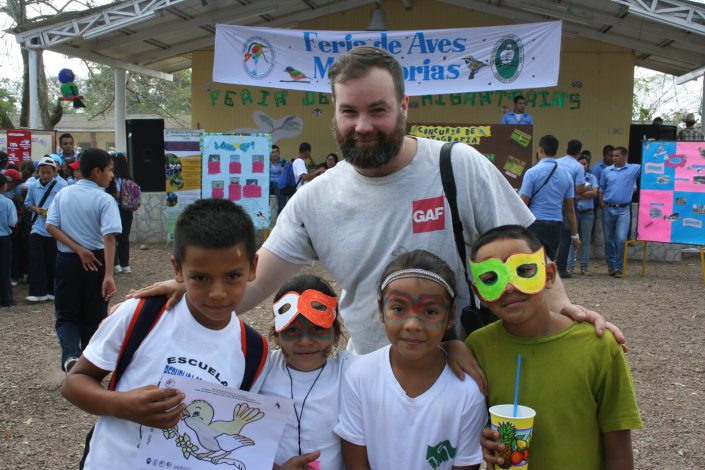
0, 243, 703, 469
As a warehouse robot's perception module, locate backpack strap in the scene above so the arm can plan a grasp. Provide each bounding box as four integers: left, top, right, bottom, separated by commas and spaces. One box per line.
239, 320, 268, 391
108, 296, 169, 391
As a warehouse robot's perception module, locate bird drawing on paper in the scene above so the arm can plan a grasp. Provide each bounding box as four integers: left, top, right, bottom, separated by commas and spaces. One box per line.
244, 42, 268, 65
283, 66, 310, 82
182, 400, 264, 466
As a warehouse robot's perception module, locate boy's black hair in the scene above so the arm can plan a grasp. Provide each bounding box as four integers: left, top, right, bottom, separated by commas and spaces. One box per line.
112, 152, 131, 179
513, 94, 525, 104
299, 142, 311, 153
271, 144, 280, 151
602, 144, 614, 157
0, 174, 7, 187
471, 225, 543, 261
59, 133, 74, 144
614, 146, 628, 156
379, 249, 456, 300
538, 135, 559, 157
273, 273, 342, 336
173, 198, 256, 265
79, 148, 112, 177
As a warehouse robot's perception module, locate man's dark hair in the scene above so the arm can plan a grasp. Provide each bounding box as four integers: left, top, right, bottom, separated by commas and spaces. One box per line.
513, 95, 526, 104
538, 135, 559, 157
112, 152, 131, 179
0, 151, 8, 169
602, 145, 614, 157
579, 150, 592, 164
79, 148, 112, 177
59, 133, 73, 144
173, 199, 256, 265
0, 174, 7, 188
328, 46, 405, 104
271, 144, 279, 151
299, 142, 311, 153
652, 117, 663, 125
614, 146, 628, 156
567, 139, 582, 156
471, 225, 543, 261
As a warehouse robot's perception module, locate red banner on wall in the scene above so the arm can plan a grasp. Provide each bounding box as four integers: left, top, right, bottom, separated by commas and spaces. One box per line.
6, 130, 32, 165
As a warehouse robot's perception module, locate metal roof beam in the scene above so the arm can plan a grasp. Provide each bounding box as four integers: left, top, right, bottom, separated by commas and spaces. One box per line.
14, 0, 186, 48
611, 0, 705, 36
676, 64, 705, 84
49, 44, 174, 80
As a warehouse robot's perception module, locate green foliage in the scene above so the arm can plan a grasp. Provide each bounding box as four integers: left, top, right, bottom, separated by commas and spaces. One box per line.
0, 79, 20, 114
74, 63, 191, 121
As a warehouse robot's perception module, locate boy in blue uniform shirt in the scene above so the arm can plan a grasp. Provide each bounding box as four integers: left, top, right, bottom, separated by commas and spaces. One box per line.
520, 135, 580, 260
568, 153, 599, 275
598, 146, 641, 278
46, 149, 122, 372
25, 156, 68, 302
0, 174, 18, 307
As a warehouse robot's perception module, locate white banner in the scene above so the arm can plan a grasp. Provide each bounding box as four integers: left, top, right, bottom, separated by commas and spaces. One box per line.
213, 22, 562, 96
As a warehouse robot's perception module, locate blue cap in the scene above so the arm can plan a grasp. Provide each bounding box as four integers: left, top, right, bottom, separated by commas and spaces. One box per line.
50, 154, 63, 166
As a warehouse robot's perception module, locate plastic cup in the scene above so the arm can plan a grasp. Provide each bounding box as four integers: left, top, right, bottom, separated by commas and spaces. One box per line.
489, 404, 536, 470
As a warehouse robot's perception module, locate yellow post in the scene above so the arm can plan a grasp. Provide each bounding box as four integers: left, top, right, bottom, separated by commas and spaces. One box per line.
623, 240, 648, 278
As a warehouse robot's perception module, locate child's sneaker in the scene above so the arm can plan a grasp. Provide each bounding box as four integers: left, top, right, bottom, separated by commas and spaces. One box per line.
121, 266, 132, 274
113, 265, 122, 274
26, 295, 44, 303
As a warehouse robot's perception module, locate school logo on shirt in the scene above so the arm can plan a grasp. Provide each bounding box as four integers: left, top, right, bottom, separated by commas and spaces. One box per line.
412, 196, 446, 234
426, 440, 456, 469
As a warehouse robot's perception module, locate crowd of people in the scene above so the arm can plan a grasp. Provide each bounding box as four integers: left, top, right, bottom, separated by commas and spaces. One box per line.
0, 135, 140, 312
4, 45, 703, 469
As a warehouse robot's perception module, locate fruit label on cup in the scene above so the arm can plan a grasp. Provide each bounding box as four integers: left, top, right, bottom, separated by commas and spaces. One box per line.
489, 404, 535, 470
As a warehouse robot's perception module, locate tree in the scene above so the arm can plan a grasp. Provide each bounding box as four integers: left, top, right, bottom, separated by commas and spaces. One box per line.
0, 78, 20, 128
632, 69, 703, 124
0, 0, 103, 129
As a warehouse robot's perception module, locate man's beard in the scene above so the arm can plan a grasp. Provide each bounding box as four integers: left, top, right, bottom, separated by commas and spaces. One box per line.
333, 113, 406, 169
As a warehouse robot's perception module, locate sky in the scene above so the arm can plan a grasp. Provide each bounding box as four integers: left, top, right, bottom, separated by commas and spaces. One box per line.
0, 2, 703, 121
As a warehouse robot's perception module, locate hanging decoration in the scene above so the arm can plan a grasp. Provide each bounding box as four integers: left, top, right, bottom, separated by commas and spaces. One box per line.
58, 68, 86, 108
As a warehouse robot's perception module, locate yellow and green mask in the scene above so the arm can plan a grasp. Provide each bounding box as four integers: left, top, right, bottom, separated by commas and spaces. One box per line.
469, 247, 547, 302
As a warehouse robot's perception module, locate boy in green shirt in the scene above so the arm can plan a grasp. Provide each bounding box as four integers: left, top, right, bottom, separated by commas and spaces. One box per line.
465, 224, 642, 470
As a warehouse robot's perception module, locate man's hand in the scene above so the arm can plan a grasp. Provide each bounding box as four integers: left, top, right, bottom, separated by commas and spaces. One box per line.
127, 279, 185, 310
480, 427, 505, 468
114, 385, 185, 429
571, 237, 581, 249
277, 451, 321, 470
77, 247, 101, 271
442, 340, 487, 395
102, 276, 117, 301
559, 303, 627, 352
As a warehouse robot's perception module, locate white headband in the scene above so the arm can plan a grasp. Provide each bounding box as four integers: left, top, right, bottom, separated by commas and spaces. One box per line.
380, 269, 455, 299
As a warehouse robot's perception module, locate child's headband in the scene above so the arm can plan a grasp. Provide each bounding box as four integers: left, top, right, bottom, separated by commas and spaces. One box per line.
380, 269, 455, 299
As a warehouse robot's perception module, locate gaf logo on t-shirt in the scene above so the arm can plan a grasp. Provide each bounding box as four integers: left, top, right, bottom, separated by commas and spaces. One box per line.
412, 196, 446, 233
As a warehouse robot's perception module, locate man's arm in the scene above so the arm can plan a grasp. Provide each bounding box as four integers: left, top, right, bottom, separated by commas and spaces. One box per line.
575, 183, 587, 195
564, 198, 581, 249
519, 193, 530, 207
299, 166, 325, 182
238, 247, 303, 312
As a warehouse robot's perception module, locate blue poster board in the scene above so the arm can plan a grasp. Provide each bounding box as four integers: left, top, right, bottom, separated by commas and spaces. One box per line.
201, 133, 272, 229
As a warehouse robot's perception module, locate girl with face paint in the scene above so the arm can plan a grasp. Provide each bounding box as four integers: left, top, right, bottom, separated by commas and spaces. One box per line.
259, 274, 350, 470
334, 250, 487, 470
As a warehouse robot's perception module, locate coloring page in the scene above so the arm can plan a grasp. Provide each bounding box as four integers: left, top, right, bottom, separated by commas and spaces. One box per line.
136, 375, 293, 470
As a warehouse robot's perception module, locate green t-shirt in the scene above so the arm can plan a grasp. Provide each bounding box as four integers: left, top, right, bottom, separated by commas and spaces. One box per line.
466, 321, 643, 469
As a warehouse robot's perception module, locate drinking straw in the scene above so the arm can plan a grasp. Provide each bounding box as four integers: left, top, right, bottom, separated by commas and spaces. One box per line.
513, 353, 522, 417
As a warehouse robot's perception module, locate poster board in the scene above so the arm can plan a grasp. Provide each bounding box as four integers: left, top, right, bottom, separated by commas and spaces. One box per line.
201, 133, 272, 229
408, 123, 533, 188
637, 141, 705, 245
165, 130, 203, 243
0, 129, 55, 162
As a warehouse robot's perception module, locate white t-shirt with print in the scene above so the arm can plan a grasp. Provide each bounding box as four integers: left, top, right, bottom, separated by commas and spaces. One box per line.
334, 345, 487, 469
259, 349, 352, 470
81, 297, 268, 470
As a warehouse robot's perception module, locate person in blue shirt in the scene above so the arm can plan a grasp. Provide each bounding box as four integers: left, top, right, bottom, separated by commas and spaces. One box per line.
568, 153, 599, 275
46, 149, 122, 373
25, 156, 68, 302
268, 144, 288, 215
0, 174, 19, 307
520, 134, 579, 260
555, 139, 587, 278
598, 146, 641, 278
589, 145, 614, 184
501, 95, 534, 125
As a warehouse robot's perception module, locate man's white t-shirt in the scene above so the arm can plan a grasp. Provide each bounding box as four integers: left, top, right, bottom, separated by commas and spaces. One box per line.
259, 350, 352, 469
292, 157, 308, 189
334, 345, 487, 469
81, 297, 268, 470
264, 137, 534, 354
